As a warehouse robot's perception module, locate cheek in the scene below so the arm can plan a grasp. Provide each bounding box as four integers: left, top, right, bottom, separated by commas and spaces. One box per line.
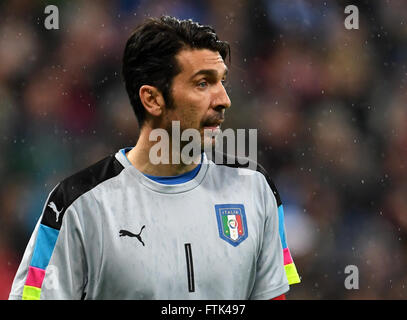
171, 82, 211, 126
179, 106, 202, 129
177, 97, 209, 128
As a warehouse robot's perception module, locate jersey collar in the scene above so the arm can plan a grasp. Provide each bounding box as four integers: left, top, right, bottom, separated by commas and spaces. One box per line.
115, 147, 209, 194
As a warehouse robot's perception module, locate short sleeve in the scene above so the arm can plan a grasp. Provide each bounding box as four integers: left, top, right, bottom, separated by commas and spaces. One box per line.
249, 174, 300, 300
8, 185, 87, 300
277, 204, 301, 285
249, 179, 289, 299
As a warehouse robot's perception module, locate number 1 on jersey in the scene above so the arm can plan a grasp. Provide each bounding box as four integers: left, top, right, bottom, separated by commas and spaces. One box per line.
184, 243, 195, 292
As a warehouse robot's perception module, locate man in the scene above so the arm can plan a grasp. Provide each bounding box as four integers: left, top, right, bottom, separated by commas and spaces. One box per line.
9, 16, 300, 300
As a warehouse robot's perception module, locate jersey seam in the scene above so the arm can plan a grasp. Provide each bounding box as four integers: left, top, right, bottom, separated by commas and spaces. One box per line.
66, 167, 128, 210
68, 206, 89, 296
87, 189, 105, 288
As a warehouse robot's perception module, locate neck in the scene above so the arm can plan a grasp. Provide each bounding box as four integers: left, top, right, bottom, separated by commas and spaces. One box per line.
126, 126, 201, 176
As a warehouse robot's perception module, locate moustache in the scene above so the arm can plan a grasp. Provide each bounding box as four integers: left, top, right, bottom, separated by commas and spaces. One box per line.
202, 113, 225, 127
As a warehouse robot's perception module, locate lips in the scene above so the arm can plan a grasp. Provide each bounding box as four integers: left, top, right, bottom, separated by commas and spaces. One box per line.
204, 123, 221, 128
203, 124, 222, 132
203, 117, 224, 128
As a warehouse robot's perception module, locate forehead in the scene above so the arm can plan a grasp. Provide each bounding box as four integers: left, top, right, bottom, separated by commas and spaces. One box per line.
175, 49, 227, 76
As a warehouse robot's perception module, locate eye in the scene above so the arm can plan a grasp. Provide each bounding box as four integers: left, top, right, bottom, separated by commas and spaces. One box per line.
197, 80, 208, 88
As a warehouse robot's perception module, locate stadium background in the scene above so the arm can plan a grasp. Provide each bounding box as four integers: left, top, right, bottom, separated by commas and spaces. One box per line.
1, 0, 406, 299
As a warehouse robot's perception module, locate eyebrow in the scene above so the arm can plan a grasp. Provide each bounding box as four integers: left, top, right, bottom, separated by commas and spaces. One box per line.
190, 66, 228, 80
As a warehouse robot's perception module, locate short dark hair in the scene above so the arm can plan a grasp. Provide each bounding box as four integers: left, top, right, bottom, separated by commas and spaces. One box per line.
122, 16, 230, 127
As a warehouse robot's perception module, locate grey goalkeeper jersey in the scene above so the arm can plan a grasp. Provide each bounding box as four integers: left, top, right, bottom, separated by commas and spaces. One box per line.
9, 149, 298, 300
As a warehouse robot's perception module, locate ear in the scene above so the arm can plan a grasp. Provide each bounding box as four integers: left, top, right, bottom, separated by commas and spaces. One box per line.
139, 85, 165, 117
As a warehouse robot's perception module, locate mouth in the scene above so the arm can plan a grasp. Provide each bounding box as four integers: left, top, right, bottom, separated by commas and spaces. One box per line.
202, 119, 224, 130
203, 124, 221, 130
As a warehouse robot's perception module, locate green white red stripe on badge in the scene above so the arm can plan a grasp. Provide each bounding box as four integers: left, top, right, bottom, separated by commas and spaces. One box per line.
221, 214, 244, 240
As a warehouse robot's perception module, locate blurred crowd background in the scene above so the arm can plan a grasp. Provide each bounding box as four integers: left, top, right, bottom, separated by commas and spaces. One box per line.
1, 0, 406, 299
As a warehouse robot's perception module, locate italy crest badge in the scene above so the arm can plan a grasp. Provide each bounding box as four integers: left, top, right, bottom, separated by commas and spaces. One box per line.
215, 204, 248, 246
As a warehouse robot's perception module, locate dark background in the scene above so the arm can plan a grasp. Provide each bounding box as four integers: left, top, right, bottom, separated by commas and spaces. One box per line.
1, 0, 406, 299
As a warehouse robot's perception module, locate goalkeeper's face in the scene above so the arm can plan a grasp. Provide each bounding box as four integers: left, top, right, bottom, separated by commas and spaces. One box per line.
163, 48, 231, 148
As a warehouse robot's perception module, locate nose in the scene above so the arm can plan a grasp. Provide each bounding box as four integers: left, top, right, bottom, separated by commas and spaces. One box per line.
212, 81, 231, 110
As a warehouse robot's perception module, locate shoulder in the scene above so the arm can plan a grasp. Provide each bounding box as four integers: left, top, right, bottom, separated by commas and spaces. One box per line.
40, 153, 125, 230
209, 152, 282, 206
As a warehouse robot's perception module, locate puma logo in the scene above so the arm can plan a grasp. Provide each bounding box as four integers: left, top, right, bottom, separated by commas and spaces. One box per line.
119, 225, 146, 246
48, 202, 63, 222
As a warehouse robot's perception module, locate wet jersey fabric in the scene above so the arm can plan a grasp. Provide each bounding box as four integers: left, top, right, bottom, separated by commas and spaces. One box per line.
9, 149, 300, 300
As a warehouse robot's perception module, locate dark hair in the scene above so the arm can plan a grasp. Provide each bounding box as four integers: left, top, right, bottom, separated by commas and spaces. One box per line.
122, 16, 230, 127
